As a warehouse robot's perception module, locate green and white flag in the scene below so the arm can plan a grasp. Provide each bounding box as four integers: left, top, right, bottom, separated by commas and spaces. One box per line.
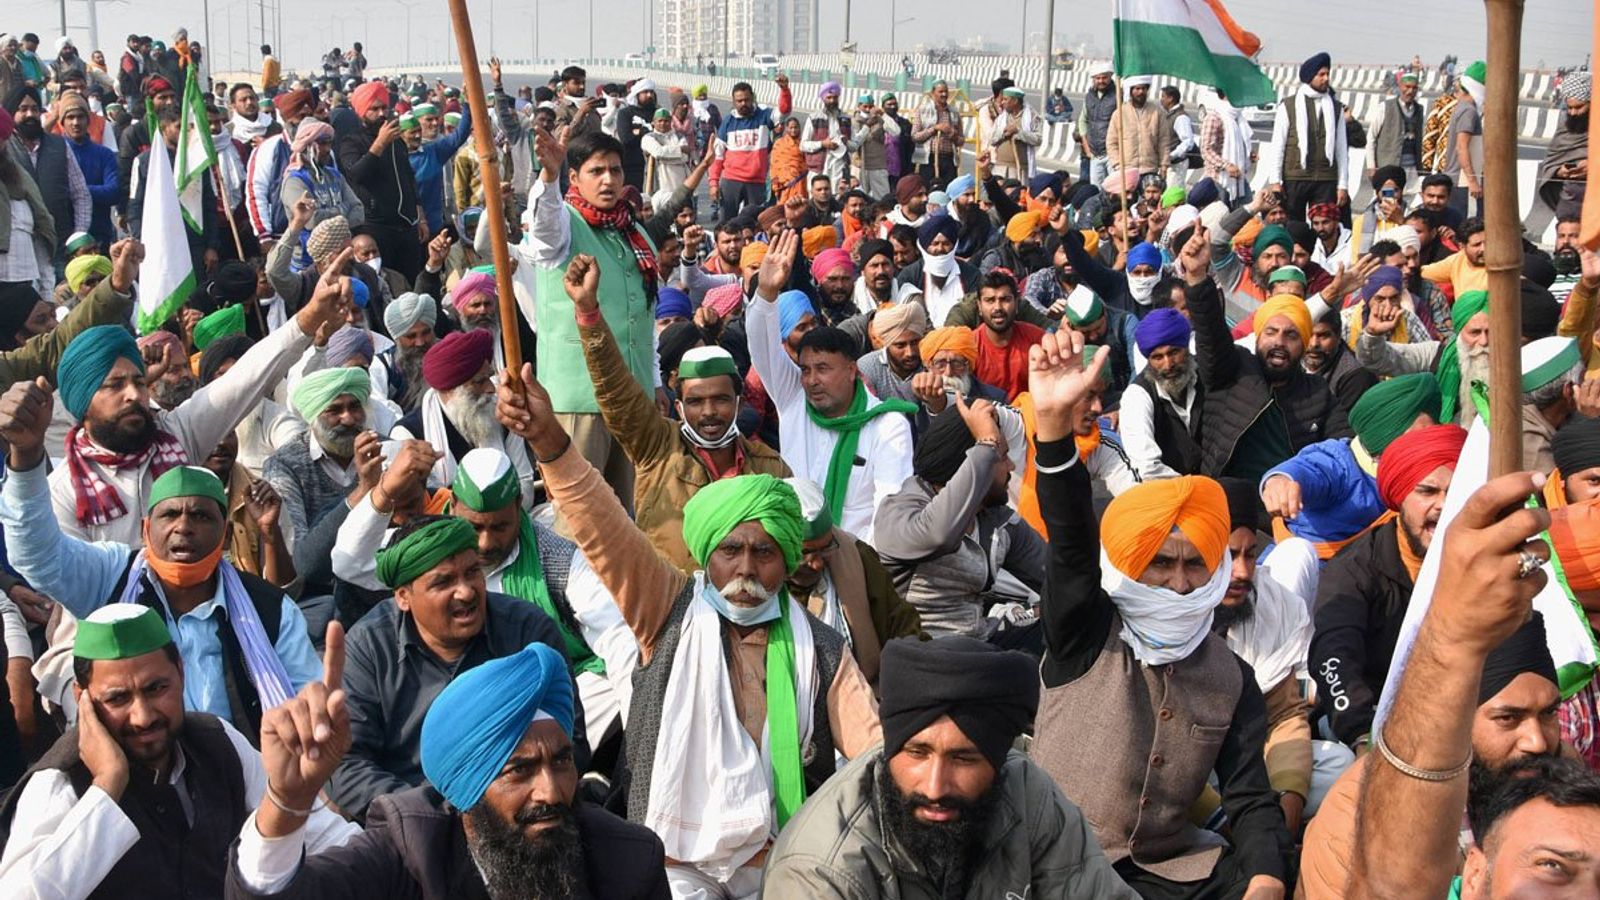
135, 123, 196, 334
175, 66, 217, 235
1112, 0, 1275, 107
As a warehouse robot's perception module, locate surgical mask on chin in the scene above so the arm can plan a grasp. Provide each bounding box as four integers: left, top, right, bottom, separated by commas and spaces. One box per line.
364, 256, 384, 274
922, 247, 957, 278
1128, 273, 1160, 304
699, 575, 781, 626
677, 399, 742, 449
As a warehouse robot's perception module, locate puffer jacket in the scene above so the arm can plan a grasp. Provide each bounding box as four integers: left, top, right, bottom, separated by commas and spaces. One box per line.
761, 749, 1138, 899
1188, 276, 1351, 478
1308, 519, 1416, 746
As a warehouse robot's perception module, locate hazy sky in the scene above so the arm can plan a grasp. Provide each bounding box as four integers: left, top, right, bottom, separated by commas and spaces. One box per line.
39, 0, 1595, 75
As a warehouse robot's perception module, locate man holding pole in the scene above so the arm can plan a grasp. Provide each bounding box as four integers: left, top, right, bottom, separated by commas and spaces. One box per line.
913, 81, 963, 193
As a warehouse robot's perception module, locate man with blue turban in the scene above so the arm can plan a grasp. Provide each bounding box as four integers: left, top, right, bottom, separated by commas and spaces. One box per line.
900, 211, 979, 324
226, 640, 669, 899
1120, 307, 1205, 478
1262, 50, 1350, 220
496, 359, 881, 898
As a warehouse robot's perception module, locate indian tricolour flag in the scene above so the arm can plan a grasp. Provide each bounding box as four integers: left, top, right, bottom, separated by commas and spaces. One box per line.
135, 114, 197, 334
1112, 0, 1275, 107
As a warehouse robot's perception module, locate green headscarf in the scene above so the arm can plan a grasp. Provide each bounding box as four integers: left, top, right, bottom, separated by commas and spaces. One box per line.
682, 474, 807, 575
805, 383, 917, 525
290, 367, 371, 422
1348, 372, 1443, 455
376, 517, 479, 589
1436, 290, 1489, 424
193, 305, 246, 351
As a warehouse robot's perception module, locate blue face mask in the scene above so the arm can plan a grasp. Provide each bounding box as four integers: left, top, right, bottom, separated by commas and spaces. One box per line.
699, 577, 781, 627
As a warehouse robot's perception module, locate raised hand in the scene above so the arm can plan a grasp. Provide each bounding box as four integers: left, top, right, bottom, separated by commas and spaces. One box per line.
953, 391, 1001, 444
257, 621, 351, 838
245, 479, 283, 532
426, 229, 454, 270
108, 239, 143, 293
347, 430, 384, 505
488, 57, 502, 85
496, 362, 567, 462
1177, 225, 1211, 287
755, 230, 800, 301
373, 118, 400, 150
78, 689, 129, 801
0, 376, 55, 471
1431, 473, 1552, 655
1364, 299, 1402, 337
374, 438, 437, 512
1575, 375, 1600, 420
1027, 329, 1109, 443
563, 254, 600, 314
534, 126, 565, 181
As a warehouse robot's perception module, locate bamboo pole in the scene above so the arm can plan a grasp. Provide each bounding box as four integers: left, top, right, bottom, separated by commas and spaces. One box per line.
1114, 76, 1131, 249
447, 0, 522, 379
1484, 0, 1525, 476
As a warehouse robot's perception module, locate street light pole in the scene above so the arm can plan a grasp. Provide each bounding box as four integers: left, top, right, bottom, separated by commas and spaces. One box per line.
1040, 0, 1054, 112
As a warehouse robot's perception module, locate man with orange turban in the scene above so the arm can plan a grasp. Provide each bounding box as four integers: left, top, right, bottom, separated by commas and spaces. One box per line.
913, 326, 1007, 409
1185, 255, 1349, 481
1026, 330, 1292, 898
1310, 423, 1468, 752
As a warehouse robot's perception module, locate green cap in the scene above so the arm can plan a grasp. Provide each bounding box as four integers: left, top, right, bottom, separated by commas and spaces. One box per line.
653, 107, 670, 120
1463, 60, 1487, 85
1001, 86, 1026, 99
677, 345, 739, 382
413, 102, 439, 116
75, 605, 174, 661
398, 114, 419, 132
1160, 185, 1186, 209
147, 465, 229, 513
193, 304, 246, 351
451, 448, 521, 512
1268, 265, 1307, 285
65, 231, 97, 253
1063, 288, 1105, 327
443, 111, 462, 125
1521, 336, 1581, 392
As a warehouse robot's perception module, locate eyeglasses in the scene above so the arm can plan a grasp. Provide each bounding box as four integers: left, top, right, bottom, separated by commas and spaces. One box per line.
927, 357, 970, 374
802, 535, 839, 562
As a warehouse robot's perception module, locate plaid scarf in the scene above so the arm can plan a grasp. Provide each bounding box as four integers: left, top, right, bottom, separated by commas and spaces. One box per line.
564, 182, 660, 294
64, 425, 190, 527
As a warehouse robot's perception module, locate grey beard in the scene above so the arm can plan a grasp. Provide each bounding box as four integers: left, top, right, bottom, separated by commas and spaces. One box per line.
150, 376, 197, 410
396, 347, 428, 409
463, 802, 589, 900
443, 388, 502, 448
1459, 343, 1492, 420
1151, 359, 1196, 397
464, 314, 501, 336
310, 417, 360, 459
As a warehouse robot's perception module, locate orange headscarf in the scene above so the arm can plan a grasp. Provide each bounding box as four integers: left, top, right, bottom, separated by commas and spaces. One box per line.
802, 225, 838, 259
919, 327, 979, 368
1550, 499, 1600, 591
1101, 477, 1230, 579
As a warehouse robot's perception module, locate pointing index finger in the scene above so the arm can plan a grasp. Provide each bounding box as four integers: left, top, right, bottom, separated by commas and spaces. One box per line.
322, 620, 346, 689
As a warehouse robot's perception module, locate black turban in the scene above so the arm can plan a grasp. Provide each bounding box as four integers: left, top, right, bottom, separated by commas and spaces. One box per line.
0, 282, 41, 352
879, 636, 1039, 771
1217, 476, 1267, 534
1478, 611, 1557, 705
1554, 415, 1600, 477
1300, 52, 1331, 85
913, 407, 977, 485
207, 261, 258, 307
857, 238, 894, 268
1370, 165, 1407, 192
1521, 283, 1561, 340
1522, 252, 1557, 290
658, 321, 708, 384
198, 333, 255, 385
1284, 220, 1316, 254
1187, 177, 1220, 209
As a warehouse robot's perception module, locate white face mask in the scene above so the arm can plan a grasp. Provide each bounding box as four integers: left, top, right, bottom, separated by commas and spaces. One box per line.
1128, 273, 1160, 304
364, 256, 383, 274
922, 246, 956, 279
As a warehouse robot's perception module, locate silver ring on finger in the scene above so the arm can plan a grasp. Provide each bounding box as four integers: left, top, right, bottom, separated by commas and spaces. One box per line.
1516, 549, 1543, 580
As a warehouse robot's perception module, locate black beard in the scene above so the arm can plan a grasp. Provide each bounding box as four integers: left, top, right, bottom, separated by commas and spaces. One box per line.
463, 801, 589, 900
15, 119, 43, 141
876, 761, 1002, 897
1212, 590, 1256, 632
88, 405, 158, 454
1568, 112, 1589, 133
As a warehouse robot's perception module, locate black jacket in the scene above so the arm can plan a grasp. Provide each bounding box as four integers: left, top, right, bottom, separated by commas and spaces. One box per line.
338, 125, 418, 228
897, 257, 982, 298
1188, 276, 1351, 478
1128, 369, 1205, 475
226, 786, 669, 900
1309, 519, 1415, 746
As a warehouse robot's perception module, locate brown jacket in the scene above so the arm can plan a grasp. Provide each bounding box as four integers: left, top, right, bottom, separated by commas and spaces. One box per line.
578, 314, 788, 573
792, 528, 924, 686
1105, 101, 1172, 176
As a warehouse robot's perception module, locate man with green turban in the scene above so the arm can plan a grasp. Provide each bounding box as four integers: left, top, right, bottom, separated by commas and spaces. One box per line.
1259, 372, 1442, 559
1356, 289, 1493, 426
0, 380, 325, 731
0, 604, 356, 899
497, 364, 881, 896
192, 304, 246, 351
265, 366, 374, 570
64, 253, 112, 298
327, 507, 584, 822
330, 444, 622, 759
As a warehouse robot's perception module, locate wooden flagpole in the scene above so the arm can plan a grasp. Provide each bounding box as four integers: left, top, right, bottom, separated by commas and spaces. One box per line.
1114, 76, 1131, 249
1483, 0, 1525, 476
448, 0, 523, 380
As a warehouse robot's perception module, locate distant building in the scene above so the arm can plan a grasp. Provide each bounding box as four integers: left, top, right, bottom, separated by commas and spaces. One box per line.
661, 0, 815, 62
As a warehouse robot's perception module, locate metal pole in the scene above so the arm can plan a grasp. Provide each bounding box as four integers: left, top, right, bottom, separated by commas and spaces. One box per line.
589, 0, 594, 58
86, 0, 101, 62
844, 0, 851, 43
1484, 0, 1526, 476
890, 0, 895, 52
1020, 0, 1027, 55
490, 0, 496, 57
1040, 0, 1054, 112
259, 0, 266, 58
534, 0, 540, 63
407, 5, 412, 66
203, 0, 213, 75
58, 0, 66, 41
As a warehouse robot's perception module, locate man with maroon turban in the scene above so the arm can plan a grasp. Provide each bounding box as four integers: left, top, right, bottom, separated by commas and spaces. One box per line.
393, 329, 536, 502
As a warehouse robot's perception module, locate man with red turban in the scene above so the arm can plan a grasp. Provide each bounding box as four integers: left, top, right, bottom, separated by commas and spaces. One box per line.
394, 329, 536, 500
1310, 423, 1468, 752
1026, 330, 1292, 899
244, 87, 317, 245
337, 79, 425, 281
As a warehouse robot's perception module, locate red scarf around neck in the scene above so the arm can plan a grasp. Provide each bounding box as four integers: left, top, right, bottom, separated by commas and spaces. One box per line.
564, 182, 660, 294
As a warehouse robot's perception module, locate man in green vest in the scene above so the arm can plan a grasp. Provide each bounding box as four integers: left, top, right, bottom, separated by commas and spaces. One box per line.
523, 126, 667, 512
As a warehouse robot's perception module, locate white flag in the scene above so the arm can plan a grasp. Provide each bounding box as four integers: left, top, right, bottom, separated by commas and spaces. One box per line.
136, 139, 197, 334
